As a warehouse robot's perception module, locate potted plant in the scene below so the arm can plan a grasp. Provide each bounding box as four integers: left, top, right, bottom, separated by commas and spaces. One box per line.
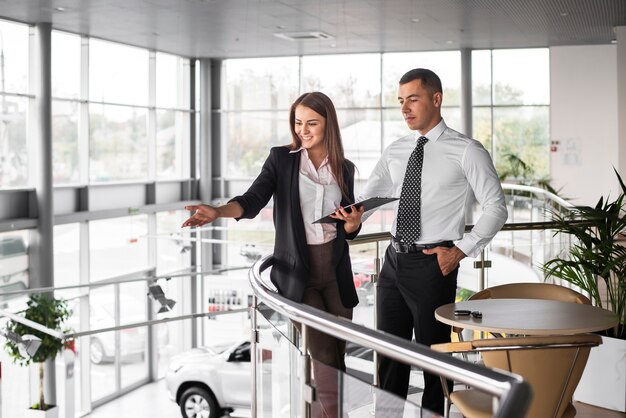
543, 168, 626, 412
4, 294, 72, 417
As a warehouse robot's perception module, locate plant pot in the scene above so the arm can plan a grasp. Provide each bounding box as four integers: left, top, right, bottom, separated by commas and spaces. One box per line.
25, 405, 59, 418
573, 335, 626, 413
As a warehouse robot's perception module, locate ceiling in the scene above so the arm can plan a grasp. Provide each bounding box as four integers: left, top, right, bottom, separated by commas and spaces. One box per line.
0, 0, 624, 59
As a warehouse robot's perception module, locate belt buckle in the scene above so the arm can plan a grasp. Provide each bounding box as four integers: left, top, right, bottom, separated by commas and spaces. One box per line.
394, 241, 409, 253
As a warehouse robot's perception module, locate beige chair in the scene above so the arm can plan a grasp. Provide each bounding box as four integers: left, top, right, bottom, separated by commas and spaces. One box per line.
470, 283, 591, 305
454, 283, 591, 340
432, 334, 602, 418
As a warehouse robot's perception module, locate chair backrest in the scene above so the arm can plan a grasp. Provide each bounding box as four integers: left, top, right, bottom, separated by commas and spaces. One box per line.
470, 283, 591, 305
472, 334, 602, 418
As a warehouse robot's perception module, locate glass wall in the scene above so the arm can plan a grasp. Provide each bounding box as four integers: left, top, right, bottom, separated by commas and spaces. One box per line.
0, 20, 197, 416
472, 49, 550, 180
223, 49, 549, 189
221, 51, 466, 188
0, 20, 30, 188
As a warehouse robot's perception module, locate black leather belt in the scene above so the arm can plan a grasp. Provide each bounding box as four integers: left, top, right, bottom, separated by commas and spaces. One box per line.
390, 237, 453, 253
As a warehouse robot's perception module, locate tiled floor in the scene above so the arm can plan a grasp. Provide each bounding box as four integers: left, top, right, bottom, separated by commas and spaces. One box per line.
85, 378, 624, 418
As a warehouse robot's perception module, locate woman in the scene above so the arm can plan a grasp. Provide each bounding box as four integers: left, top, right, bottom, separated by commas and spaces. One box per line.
182, 91, 363, 418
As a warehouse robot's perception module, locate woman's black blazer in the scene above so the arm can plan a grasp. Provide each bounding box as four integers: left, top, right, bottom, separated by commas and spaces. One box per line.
230, 146, 360, 309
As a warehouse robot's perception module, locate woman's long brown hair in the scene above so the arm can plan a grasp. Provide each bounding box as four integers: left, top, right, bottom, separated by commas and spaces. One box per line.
288, 92, 351, 199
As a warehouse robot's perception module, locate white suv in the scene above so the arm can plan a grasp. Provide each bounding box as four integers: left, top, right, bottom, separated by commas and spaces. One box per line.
166, 340, 251, 418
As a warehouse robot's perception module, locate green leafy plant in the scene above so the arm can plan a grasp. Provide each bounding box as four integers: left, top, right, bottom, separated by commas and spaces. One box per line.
4, 294, 72, 411
543, 168, 626, 339
498, 153, 559, 195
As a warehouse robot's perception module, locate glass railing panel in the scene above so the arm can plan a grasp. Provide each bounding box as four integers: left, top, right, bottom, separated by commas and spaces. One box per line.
258, 302, 295, 345
311, 358, 436, 418
256, 306, 301, 418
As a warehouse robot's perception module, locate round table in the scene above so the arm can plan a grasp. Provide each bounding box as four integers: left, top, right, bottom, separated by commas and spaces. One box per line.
434, 298, 619, 335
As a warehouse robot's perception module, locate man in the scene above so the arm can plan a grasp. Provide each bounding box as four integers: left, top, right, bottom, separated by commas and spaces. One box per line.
359, 68, 507, 415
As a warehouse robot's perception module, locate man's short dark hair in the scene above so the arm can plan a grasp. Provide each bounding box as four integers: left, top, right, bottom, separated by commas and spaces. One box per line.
399, 68, 443, 94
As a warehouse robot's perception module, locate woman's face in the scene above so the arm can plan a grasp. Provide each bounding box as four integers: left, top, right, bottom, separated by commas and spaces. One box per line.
294, 105, 326, 154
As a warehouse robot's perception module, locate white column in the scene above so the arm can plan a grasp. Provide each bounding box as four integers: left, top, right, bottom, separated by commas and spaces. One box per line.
33, 21, 56, 406
616, 27, 626, 177
460, 48, 473, 138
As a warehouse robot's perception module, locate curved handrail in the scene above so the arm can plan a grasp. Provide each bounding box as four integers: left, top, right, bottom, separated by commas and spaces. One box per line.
248, 255, 532, 418
501, 183, 573, 210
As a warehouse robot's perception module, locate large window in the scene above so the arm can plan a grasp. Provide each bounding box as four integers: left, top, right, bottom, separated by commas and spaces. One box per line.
89, 215, 149, 281
1, 25, 196, 417
0, 19, 30, 188
52, 31, 81, 184
222, 57, 299, 178
472, 49, 550, 179
222, 49, 550, 187
90, 40, 149, 106
156, 52, 191, 179
222, 51, 463, 182
89, 104, 148, 182
50, 36, 194, 184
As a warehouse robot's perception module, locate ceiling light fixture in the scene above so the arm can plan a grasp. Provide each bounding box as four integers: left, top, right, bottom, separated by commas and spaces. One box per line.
2, 329, 42, 358
54, 6, 67, 12
274, 31, 335, 41
410, 18, 420, 23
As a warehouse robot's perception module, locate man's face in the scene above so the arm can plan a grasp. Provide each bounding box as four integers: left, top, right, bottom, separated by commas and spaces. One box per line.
397, 79, 442, 133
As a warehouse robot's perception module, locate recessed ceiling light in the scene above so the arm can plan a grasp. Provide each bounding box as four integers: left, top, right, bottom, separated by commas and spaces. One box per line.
410, 18, 420, 23
329, 43, 337, 48
274, 31, 335, 41
560, 12, 568, 17
446, 40, 454, 44
54, 6, 67, 12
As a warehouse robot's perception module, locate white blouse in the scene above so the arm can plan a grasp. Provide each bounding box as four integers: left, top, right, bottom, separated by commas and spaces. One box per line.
290, 148, 342, 245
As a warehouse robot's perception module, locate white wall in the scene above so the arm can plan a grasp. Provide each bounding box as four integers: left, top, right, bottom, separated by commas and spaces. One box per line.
550, 45, 619, 206
617, 27, 626, 182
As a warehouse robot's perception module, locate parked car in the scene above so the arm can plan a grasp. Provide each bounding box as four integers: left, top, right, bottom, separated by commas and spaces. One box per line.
0, 236, 29, 300
166, 340, 251, 418
166, 338, 383, 418
356, 281, 376, 306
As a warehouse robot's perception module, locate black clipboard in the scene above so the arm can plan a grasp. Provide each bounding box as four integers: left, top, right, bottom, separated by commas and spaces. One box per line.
313, 197, 399, 224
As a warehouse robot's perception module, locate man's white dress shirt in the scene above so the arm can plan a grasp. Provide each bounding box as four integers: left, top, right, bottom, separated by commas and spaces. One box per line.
361, 119, 507, 258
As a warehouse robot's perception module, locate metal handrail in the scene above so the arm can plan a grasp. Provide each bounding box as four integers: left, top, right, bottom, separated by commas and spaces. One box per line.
501, 183, 573, 209
248, 255, 532, 418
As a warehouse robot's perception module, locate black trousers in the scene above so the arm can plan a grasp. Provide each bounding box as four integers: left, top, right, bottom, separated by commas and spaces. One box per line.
376, 244, 457, 416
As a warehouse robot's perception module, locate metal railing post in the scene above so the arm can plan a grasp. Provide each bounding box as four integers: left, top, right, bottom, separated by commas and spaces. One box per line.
373, 240, 381, 387
250, 295, 258, 418
300, 324, 313, 418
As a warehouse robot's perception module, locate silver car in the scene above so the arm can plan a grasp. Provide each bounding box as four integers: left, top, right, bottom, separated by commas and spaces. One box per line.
166, 340, 251, 418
